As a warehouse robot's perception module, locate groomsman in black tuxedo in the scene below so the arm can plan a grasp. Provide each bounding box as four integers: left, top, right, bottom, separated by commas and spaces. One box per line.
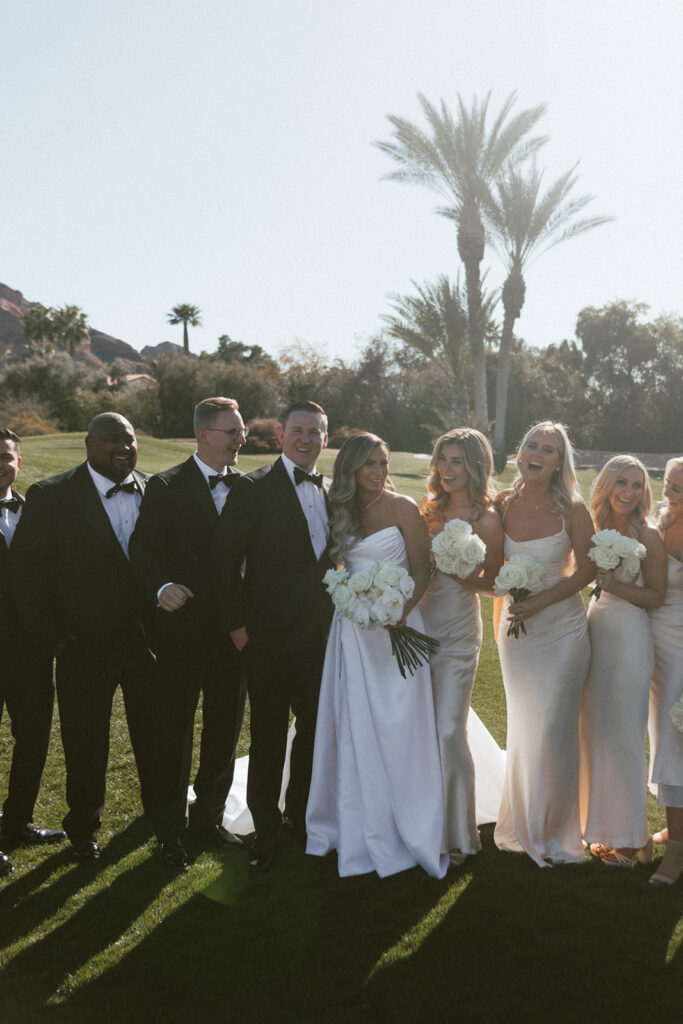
130, 397, 247, 870
10, 413, 161, 862
0, 429, 65, 876
217, 400, 333, 870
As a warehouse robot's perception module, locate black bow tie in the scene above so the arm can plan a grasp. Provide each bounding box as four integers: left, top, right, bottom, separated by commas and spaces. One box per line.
106, 481, 137, 498
0, 497, 20, 514
294, 467, 323, 488
209, 473, 236, 490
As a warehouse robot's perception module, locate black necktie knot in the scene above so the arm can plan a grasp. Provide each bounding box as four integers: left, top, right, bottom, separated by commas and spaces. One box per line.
209, 473, 236, 490
0, 497, 21, 514
294, 467, 323, 488
106, 481, 137, 498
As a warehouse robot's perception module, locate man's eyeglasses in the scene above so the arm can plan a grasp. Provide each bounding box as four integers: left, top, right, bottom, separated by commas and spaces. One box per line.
206, 426, 249, 441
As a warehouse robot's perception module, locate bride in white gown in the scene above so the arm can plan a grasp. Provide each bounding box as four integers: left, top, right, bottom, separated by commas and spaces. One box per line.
305, 432, 448, 878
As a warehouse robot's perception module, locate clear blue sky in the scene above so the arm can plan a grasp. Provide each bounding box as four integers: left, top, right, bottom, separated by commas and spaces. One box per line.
2, 0, 681, 362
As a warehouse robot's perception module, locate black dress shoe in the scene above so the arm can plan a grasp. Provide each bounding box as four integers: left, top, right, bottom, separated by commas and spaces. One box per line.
1, 850, 15, 876
160, 838, 190, 872
194, 823, 244, 850
282, 814, 307, 847
249, 835, 275, 872
0, 823, 67, 848
72, 841, 101, 862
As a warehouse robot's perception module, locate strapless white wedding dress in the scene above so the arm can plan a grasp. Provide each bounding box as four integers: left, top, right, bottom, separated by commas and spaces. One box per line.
305, 526, 448, 878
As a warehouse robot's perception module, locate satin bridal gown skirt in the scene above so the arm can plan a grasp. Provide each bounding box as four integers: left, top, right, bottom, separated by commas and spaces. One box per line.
494, 528, 589, 867
306, 526, 448, 879
420, 571, 505, 854
580, 579, 654, 848
648, 556, 683, 807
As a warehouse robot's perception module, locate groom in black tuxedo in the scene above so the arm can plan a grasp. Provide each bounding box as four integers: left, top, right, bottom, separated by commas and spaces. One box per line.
217, 400, 333, 869
0, 429, 64, 876
10, 413, 161, 861
129, 397, 247, 870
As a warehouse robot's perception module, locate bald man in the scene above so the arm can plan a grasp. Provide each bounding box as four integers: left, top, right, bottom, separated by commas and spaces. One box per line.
11, 414, 162, 862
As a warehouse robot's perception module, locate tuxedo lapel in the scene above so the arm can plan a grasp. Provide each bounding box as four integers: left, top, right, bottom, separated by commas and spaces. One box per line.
180, 457, 218, 521
270, 457, 318, 560
73, 463, 130, 563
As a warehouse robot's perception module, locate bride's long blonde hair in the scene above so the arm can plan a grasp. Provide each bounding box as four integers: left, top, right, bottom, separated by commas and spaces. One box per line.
328, 432, 395, 563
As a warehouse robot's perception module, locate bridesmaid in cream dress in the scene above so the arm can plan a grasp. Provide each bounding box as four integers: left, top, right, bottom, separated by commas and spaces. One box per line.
419, 429, 505, 868
647, 457, 683, 885
580, 456, 666, 867
494, 422, 594, 867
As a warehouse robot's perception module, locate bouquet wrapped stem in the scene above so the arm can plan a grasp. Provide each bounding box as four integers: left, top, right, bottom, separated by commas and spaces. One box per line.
388, 625, 440, 679
506, 588, 531, 637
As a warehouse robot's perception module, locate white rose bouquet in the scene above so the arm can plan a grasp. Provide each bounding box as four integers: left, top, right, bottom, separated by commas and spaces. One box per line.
588, 529, 647, 599
431, 518, 487, 578
670, 693, 683, 735
323, 560, 439, 678
493, 554, 547, 638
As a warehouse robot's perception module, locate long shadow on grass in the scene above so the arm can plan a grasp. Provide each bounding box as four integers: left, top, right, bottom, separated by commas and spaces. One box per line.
0, 817, 155, 947
38, 831, 454, 1024
365, 826, 683, 1023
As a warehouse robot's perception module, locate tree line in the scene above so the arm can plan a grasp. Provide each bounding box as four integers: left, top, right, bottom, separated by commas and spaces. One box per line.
1, 299, 680, 454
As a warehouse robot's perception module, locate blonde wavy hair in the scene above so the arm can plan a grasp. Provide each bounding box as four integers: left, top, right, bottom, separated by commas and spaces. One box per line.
505, 420, 582, 518
328, 432, 395, 563
590, 454, 652, 538
423, 427, 496, 524
655, 456, 683, 530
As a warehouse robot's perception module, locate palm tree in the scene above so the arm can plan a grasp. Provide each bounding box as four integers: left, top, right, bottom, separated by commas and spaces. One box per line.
52, 304, 90, 357
485, 162, 613, 469
382, 275, 497, 428
375, 92, 547, 432
167, 303, 202, 356
22, 304, 55, 350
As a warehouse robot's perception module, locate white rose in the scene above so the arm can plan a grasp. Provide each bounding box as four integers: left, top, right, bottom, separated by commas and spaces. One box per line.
398, 572, 415, 599
333, 587, 355, 615
613, 534, 637, 558
431, 531, 454, 558
494, 559, 528, 594
371, 588, 405, 626
352, 599, 372, 628
347, 569, 374, 595
616, 556, 640, 582
323, 568, 348, 595
590, 546, 620, 570
463, 534, 486, 566
524, 562, 547, 594
434, 552, 458, 574
591, 529, 622, 548
373, 561, 403, 590
443, 518, 472, 541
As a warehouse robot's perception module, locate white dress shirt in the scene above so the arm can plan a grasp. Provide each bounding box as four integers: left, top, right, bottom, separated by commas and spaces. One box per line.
281, 453, 329, 560
0, 491, 21, 547
193, 453, 232, 515
87, 464, 141, 558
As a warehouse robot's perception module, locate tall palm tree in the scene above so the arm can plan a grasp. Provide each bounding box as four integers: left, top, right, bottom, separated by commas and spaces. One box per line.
485, 162, 613, 468
52, 304, 90, 357
375, 92, 547, 432
167, 303, 202, 356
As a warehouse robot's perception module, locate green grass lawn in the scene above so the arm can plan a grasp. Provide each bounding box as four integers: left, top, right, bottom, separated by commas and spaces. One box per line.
1, 438, 680, 1023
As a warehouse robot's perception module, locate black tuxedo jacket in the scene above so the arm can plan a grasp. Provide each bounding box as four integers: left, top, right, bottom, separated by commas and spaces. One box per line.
217, 456, 333, 647
129, 456, 242, 660
0, 489, 24, 646
10, 463, 150, 663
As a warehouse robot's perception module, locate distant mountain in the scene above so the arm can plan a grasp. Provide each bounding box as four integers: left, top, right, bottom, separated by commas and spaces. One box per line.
0, 281, 187, 371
